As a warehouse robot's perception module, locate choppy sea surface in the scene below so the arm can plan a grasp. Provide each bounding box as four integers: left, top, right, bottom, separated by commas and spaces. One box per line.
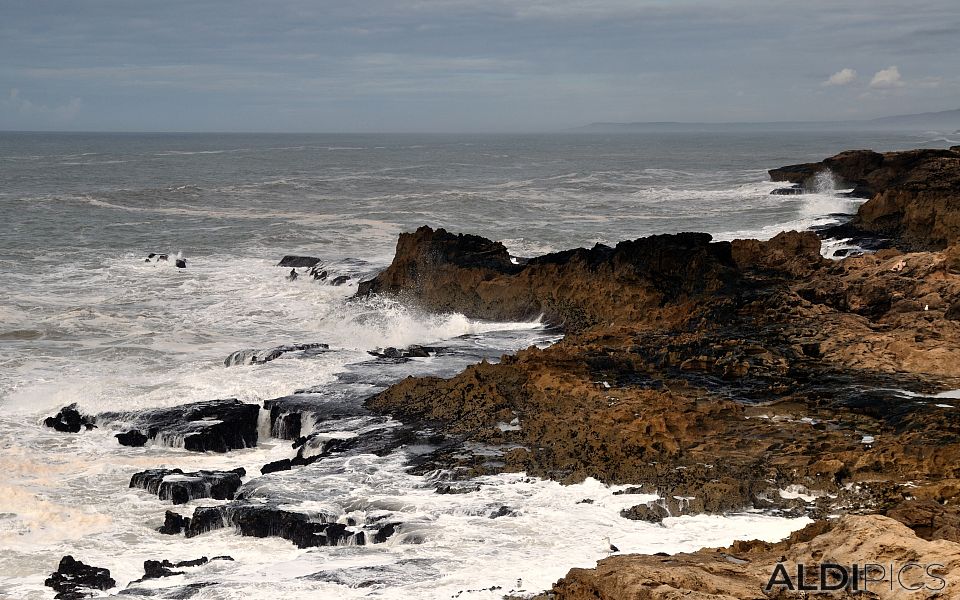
1, 131, 956, 599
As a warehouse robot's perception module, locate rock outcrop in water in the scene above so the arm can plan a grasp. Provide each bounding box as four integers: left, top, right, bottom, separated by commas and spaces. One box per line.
43, 404, 96, 433
277, 255, 322, 268
45, 555, 116, 600
130, 467, 245, 504
185, 503, 397, 549
357, 147, 960, 597
770, 146, 960, 250
223, 342, 329, 367
100, 398, 260, 452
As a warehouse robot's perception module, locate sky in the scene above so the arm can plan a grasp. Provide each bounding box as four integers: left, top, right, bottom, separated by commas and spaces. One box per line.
1, 0, 958, 132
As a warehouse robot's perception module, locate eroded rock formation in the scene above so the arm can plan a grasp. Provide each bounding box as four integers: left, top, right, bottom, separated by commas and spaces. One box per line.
770, 146, 960, 250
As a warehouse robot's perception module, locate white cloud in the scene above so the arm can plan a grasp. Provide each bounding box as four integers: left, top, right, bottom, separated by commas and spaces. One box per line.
823, 68, 857, 86
870, 66, 905, 88
3, 88, 82, 120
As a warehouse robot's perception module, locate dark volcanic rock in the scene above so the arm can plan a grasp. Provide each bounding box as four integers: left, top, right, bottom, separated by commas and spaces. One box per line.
116, 429, 149, 446
277, 255, 321, 268
186, 503, 383, 548
330, 274, 351, 286
260, 458, 292, 474
223, 342, 329, 367
100, 399, 259, 452
157, 510, 191, 535
130, 468, 245, 504
45, 555, 115, 599
368, 345, 441, 360
43, 404, 96, 433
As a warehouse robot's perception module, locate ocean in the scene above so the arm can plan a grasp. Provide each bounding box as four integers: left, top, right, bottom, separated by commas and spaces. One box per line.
1, 130, 956, 599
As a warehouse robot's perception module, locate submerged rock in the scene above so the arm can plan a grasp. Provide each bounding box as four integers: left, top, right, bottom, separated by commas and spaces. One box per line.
223, 342, 329, 367
102, 399, 259, 452
130, 468, 245, 504
43, 404, 96, 433
45, 555, 115, 599
329, 274, 351, 286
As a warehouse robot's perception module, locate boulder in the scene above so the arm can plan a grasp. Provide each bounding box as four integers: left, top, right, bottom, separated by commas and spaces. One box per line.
115, 429, 148, 446
43, 404, 96, 433
277, 255, 321, 268
45, 555, 115, 600
157, 511, 191, 535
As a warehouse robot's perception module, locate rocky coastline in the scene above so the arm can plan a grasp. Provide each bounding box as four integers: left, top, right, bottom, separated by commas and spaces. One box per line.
354, 146, 960, 598
37, 146, 960, 598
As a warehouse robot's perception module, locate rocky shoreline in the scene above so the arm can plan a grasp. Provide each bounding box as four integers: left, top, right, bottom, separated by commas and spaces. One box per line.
37, 146, 960, 598
355, 147, 960, 597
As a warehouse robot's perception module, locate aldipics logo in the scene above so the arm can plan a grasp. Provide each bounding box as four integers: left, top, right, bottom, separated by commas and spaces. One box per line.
765, 562, 946, 593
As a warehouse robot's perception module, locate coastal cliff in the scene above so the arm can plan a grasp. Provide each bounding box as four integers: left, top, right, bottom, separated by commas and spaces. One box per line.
357, 146, 960, 598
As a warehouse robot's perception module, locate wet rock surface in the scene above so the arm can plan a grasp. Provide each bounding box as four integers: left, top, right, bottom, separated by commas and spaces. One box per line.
223, 342, 329, 367
101, 398, 260, 452
184, 502, 396, 549
368, 345, 442, 360
45, 555, 115, 599
277, 255, 321, 268
157, 510, 191, 535
43, 404, 96, 433
130, 468, 245, 504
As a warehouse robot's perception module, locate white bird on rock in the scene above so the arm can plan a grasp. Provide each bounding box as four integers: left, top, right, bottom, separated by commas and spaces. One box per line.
604, 536, 620, 553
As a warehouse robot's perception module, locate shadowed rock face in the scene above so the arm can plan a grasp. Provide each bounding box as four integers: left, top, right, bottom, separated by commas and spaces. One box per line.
770, 147, 960, 250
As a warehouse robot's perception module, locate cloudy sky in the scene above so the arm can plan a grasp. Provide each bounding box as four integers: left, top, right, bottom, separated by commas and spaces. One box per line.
1, 0, 958, 132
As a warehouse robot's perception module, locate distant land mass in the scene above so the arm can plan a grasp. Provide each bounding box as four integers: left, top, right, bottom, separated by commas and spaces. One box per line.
573, 108, 960, 133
